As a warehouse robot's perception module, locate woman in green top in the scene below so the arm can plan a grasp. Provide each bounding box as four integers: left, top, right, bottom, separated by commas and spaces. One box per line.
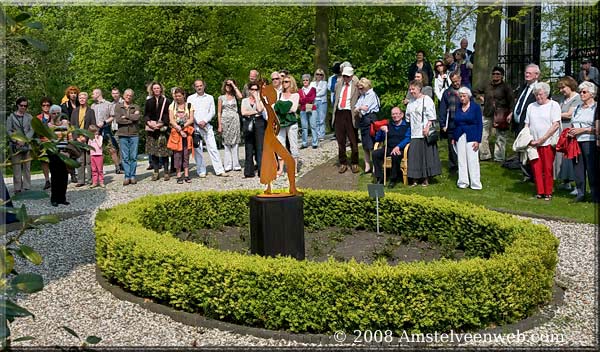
276, 75, 300, 176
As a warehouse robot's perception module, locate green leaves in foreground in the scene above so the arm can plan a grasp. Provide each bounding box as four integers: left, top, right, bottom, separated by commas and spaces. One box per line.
62, 326, 102, 346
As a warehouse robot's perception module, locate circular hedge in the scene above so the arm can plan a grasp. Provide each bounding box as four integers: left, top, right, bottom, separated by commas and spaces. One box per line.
95, 190, 558, 334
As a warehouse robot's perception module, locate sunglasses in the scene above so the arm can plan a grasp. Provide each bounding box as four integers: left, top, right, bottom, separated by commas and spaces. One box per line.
249, 88, 258, 91
19, 104, 28, 108
316, 73, 324, 76
435, 64, 443, 68
271, 77, 280, 80
283, 80, 291, 83
580, 90, 589, 94
42, 104, 51, 107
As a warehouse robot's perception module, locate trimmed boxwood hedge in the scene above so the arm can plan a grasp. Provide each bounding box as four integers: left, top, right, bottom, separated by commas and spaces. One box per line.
95, 190, 558, 334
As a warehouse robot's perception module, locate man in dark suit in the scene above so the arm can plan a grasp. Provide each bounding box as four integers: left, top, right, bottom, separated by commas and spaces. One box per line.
332, 66, 361, 174
508, 63, 540, 181
70, 92, 96, 187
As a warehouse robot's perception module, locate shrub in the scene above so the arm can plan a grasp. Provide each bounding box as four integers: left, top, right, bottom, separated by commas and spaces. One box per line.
95, 190, 558, 334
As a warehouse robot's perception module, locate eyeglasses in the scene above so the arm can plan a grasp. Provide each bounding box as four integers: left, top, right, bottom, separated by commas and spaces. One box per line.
580, 90, 589, 94
316, 73, 324, 76
271, 77, 280, 80
303, 79, 309, 82
283, 80, 290, 83
19, 104, 28, 108
42, 103, 51, 106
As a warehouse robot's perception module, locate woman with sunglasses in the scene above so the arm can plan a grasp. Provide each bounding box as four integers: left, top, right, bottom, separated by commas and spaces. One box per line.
6, 97, 34, 193
240, 83, 266, 178
568, 81, 598, 203
311, 68, 328, 141
433, 60, 451, 102
276, 76, 300, 176
37, 97, 53, 189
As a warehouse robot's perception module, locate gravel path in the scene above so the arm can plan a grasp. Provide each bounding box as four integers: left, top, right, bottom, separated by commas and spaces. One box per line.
5, 138, 598, 348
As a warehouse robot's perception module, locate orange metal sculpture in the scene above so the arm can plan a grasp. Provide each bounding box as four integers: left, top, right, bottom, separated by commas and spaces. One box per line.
258, 81, 300, 197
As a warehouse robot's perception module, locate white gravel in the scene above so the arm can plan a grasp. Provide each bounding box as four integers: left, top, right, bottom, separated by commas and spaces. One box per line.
4, 139, 598, 348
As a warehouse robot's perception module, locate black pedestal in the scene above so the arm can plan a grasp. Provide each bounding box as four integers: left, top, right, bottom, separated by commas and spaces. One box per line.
250, 195, 305, 260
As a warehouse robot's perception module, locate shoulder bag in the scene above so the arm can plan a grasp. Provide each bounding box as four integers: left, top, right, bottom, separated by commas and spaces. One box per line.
422, 98, 439, 144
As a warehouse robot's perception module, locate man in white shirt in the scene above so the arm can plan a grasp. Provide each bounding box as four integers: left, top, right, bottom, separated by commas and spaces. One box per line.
187, 80, 227, 177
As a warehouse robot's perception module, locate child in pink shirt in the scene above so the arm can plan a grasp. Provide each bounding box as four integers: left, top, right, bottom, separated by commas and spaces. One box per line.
88, 125, 104, 188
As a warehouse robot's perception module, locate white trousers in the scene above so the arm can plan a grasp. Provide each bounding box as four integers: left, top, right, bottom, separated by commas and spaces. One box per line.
456, 134, 482, 190
194, 124, 225, 175
223, 144, 241, 171
276, 123, 299, 159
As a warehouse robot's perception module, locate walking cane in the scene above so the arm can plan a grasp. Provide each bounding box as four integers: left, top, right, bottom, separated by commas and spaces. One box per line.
383, 131, 388, 185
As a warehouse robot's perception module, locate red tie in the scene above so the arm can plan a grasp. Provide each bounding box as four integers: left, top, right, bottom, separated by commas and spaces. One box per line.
340, 82, 349, 109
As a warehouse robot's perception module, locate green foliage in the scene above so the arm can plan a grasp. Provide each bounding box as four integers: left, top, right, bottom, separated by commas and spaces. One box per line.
5, 5, 444, 117
96, 190, 558, 335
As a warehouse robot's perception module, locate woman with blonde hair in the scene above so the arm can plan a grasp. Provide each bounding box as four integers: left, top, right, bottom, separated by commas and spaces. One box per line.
168, 87, 195, 184
275, 75, 300, 176
311, 68, 328, 140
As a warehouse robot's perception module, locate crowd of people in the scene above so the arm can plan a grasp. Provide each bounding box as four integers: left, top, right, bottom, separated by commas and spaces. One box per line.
5, 39, 599, 205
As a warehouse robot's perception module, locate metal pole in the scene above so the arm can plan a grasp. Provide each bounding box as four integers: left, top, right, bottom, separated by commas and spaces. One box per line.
376, 195, 380, 235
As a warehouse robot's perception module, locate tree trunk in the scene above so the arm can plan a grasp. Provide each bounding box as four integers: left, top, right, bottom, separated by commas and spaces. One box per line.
444, 6, 453, 53
473, 6, 501, 91
315, 6, 329, 74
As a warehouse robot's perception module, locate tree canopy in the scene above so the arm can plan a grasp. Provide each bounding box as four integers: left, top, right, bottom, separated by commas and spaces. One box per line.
5, 5, 445, 116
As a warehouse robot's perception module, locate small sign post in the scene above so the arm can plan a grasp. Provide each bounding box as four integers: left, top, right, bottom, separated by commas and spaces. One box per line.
367, 184, 385, 235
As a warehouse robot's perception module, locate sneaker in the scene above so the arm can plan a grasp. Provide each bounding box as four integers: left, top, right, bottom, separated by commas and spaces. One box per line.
99, 183, 106, 188
233, 167, 242, 171
43, 180, 51, 190
569, 189, 578, 196
90, 183, 98, 189
198, 173, 207, 178
224, 168, 232, 172
217, 172, 230, 177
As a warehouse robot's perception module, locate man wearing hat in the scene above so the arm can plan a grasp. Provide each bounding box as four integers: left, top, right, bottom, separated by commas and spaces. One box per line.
578, 58, 599, 87
332, 65, 360, 173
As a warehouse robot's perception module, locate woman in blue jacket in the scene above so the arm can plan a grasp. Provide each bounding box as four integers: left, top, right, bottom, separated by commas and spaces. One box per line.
453, 87, 483, 190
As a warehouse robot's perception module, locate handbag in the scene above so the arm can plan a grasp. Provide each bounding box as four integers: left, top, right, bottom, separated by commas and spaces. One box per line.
246, 117, 255, 133
305, 103, 314, 111
493, 107, 510, 130
192, 131, 202, 148
420, 98, 439, 144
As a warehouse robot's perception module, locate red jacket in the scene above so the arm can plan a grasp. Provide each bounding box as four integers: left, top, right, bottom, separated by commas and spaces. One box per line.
298, 87, 316, 111
556, 128, 581, 160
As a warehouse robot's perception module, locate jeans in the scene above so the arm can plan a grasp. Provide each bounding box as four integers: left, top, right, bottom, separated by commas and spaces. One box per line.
315, 100, 327, 139
119, 136, 139, 179
300, 110, 318, 147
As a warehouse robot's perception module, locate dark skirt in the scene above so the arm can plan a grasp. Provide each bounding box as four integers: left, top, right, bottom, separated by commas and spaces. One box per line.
407, 138, 442, 178
359, 113, 375, 150
146, 133, 170, 157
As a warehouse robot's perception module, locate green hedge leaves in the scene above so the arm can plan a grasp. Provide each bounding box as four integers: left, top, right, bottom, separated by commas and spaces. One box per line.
95, 190, 558, 334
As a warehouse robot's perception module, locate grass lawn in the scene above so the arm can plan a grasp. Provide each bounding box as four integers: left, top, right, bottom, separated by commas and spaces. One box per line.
358, 135, 597, 224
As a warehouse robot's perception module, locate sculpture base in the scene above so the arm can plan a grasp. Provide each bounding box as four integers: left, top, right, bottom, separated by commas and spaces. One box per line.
250, 195, 305, 260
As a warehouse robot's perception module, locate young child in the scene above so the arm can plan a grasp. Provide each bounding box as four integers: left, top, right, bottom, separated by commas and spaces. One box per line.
88, 125, 104, 188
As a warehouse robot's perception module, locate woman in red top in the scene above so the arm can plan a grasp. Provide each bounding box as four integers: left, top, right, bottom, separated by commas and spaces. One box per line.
37, 97, 52, 189
299, 74, 318, 149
